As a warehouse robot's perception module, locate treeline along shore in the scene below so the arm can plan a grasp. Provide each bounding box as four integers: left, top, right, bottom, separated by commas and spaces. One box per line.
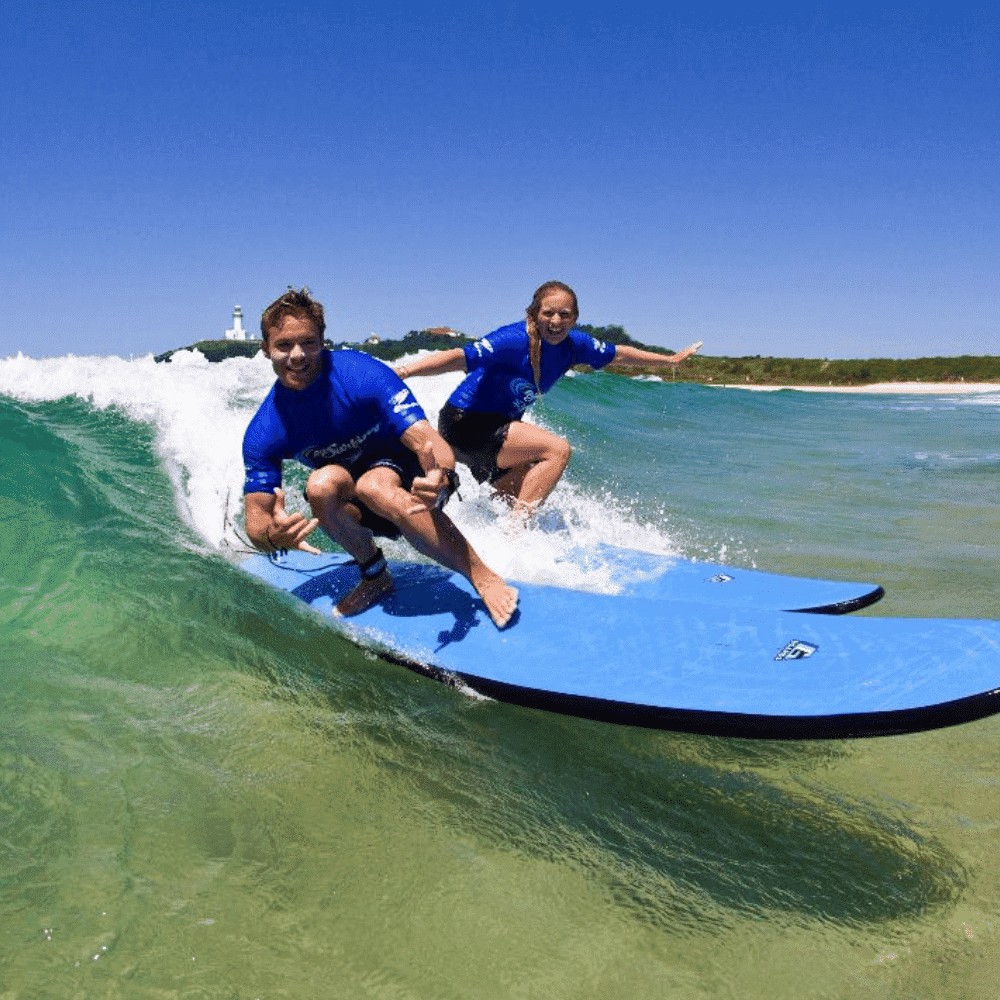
154, 325, 1000, 387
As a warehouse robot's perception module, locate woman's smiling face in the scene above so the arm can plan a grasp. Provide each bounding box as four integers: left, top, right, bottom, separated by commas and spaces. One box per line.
535, 289, 578, 345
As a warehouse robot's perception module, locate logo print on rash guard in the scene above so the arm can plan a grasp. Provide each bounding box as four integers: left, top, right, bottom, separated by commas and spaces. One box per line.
510, 377, 538, 413
390, 387, 421, 417
245, 467, 273, 490
298, 423, 382, 467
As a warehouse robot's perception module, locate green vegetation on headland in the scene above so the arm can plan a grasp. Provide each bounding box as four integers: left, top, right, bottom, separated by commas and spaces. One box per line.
153, 328, 477, 365
606, 351, 1000, 386
154, 326, 1000, 386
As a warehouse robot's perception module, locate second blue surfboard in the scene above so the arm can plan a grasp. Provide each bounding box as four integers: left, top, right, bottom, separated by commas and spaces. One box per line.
240, 549, 1000, 739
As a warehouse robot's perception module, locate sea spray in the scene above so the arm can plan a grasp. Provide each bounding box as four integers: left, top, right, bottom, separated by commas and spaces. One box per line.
0, 348, 690, 594
392, 349, 687, 590
0, 350, 271, 550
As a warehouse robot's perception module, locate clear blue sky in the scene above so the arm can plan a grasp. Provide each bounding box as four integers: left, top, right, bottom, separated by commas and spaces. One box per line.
3, 1, 996, 360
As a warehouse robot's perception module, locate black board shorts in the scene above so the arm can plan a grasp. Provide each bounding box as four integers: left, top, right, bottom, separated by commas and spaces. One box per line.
303, 450, 424, 541
438, 403, 516, 485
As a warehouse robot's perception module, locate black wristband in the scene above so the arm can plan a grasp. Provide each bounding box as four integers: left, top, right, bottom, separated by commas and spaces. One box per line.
435, 468, 460, 509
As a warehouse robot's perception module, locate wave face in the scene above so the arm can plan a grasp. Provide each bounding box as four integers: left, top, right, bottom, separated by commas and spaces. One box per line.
1, 350, 998, 998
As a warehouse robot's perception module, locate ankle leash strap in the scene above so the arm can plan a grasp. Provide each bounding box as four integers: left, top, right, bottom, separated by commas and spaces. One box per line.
357, 547, 387, 580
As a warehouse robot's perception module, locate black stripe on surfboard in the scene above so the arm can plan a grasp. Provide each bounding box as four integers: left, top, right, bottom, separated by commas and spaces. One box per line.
788, 584, 886, 616
370, 649, 1000, 740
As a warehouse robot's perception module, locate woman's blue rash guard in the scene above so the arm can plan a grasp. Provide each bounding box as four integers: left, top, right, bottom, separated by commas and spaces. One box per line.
242, 350, 426, 495
446, 321, 618, 419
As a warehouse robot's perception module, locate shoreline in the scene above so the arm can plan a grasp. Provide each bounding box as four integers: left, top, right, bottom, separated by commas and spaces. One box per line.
707, 381, 1000, 395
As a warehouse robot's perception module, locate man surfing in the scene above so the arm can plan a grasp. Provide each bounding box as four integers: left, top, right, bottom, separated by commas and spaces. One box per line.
242, 288, 518, 628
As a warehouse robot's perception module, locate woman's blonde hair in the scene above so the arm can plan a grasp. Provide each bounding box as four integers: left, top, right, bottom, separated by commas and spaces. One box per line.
524, 281, 579, 389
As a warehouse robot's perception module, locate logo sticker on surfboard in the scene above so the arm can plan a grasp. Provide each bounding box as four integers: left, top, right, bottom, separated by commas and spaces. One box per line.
774, 640, 819, 661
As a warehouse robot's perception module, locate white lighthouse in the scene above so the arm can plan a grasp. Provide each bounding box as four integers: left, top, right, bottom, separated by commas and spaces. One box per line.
224, 305, 251, 341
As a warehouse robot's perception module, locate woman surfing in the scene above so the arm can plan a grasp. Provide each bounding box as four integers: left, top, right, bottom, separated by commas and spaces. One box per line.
394, 280, 700, 520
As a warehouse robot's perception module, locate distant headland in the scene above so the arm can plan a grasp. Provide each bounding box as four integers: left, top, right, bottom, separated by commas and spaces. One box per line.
154, 318, 1000, 388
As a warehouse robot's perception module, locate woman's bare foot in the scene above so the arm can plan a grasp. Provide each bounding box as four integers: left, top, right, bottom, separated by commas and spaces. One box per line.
334, 569, 394, 617
495, 497, 537, 537
471, 569, 519, 628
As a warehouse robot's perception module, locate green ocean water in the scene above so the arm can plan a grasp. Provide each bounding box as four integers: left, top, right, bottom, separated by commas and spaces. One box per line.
1, 351, 998, 999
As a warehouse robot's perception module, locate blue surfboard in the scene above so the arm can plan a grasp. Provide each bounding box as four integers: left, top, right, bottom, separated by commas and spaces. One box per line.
494, 507, 883, 613
555, 543, 883, 614
241, 550, 1000, 740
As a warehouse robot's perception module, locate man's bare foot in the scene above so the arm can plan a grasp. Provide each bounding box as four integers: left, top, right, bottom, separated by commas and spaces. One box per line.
334, 569, 394, 617
472, 570, 519, 628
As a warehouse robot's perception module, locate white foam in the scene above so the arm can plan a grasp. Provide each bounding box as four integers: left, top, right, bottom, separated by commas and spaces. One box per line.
1, 348, 686, 591
0, 349, 272, 549
395, 351, 683, 590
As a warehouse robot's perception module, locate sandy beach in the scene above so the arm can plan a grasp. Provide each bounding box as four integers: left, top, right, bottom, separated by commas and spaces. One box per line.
712, 382, 1000, 394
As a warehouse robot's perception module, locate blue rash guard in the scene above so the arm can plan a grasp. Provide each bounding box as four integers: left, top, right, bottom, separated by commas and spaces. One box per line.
446, 321, 618, 419
243, 349, 426, 495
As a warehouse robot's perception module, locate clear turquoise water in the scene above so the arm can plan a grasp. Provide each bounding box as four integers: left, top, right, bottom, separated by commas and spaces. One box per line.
1, 351, 998, 998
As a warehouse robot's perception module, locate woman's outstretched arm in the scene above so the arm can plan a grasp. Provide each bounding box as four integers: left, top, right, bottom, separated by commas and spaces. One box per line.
611, 341, 702, 368
393, 348, 468, 380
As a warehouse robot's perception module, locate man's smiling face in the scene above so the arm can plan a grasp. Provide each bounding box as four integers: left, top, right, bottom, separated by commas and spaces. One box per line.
263, 313, 324, 391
